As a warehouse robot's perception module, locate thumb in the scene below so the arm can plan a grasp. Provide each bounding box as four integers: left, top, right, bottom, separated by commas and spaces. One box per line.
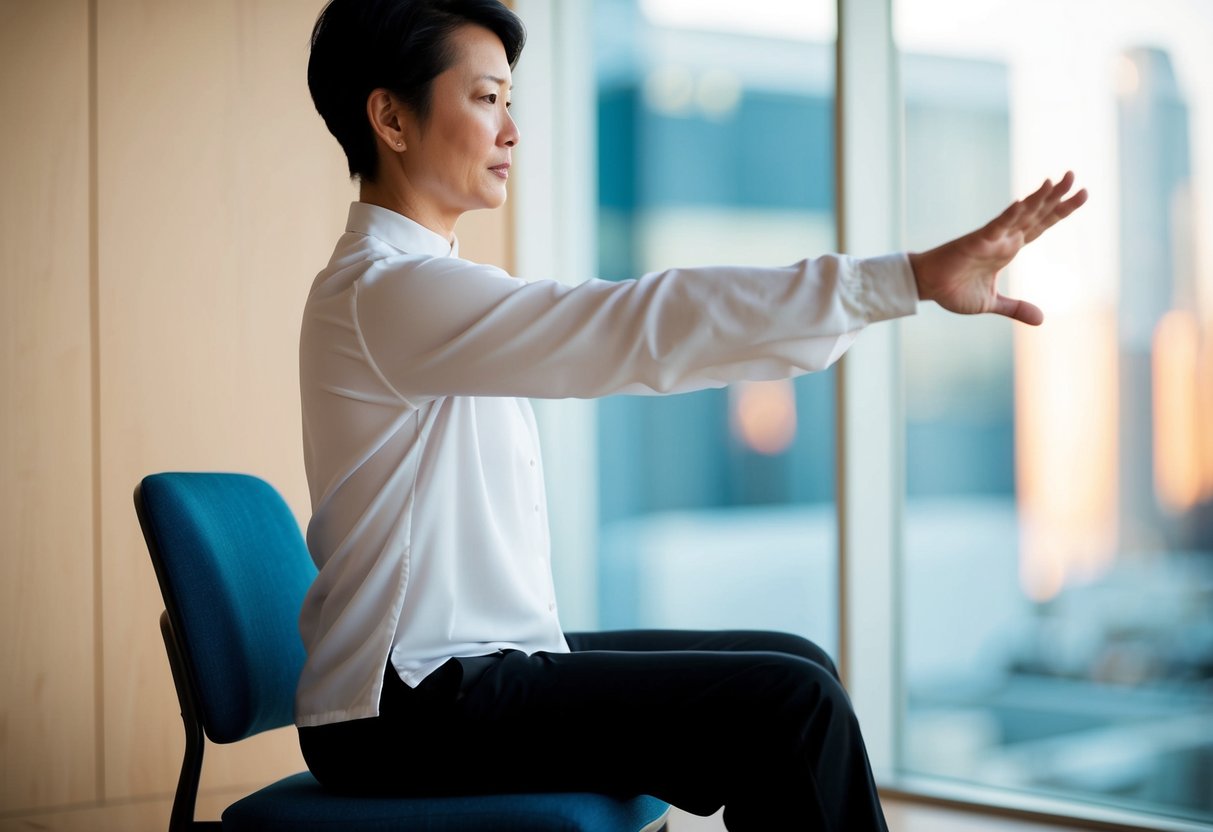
992, 293, 1044, 326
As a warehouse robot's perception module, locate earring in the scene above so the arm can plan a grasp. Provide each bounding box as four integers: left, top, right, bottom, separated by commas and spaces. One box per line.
395, 139, 404, 148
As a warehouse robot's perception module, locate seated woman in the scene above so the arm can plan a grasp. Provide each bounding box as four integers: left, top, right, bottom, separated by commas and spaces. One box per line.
295, 1, 1087, 829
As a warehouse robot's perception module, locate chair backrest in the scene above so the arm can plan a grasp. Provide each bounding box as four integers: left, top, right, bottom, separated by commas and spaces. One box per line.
135, 472, 316, 744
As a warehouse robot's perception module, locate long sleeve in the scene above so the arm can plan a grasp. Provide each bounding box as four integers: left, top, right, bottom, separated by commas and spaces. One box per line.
294, 204, 919, 727
350, 252, 917, 402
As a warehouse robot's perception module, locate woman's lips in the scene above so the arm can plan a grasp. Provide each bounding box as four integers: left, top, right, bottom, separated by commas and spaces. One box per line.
490, 163, 510, 179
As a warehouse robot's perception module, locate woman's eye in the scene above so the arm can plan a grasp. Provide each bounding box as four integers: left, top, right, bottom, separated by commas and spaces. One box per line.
484, 93, 497, 104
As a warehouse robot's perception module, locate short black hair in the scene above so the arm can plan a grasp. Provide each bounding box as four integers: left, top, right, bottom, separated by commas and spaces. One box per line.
308, 0, 526, 181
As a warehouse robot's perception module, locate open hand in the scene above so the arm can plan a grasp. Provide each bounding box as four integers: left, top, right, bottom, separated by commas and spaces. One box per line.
908, 171, 1088, 325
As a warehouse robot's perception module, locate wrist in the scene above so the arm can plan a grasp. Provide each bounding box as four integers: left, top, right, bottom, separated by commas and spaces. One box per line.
907, 250, 930, 301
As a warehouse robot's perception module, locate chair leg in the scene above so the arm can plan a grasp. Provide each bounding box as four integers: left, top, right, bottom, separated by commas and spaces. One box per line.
159, 612, 219, 831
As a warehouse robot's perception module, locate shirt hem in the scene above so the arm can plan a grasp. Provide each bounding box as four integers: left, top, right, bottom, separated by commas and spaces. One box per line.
295, 705, 382, 728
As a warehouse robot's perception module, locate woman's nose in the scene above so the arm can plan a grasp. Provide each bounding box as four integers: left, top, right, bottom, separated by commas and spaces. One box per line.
502, 112, 520, 148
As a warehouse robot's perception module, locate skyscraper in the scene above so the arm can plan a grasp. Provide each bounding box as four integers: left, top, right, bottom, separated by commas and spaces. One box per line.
1117, 46, 1195, 552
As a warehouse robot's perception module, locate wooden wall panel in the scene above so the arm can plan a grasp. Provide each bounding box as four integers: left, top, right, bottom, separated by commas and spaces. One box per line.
94, 0, 353, 799
0, 0, 516, 820
0, 1, 97, 813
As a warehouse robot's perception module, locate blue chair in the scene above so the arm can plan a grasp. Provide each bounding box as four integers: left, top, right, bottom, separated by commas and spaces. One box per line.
134, 471, 670, 832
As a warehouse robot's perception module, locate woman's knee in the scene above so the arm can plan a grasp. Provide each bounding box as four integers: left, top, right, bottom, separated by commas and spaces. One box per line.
747, 653, 851, 723
748, 631, 840, 679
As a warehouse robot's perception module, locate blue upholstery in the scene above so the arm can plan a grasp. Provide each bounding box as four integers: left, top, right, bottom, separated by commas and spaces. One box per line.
136, 472, 669, 832
223, 772, 670, 832
140, 472, 315, 742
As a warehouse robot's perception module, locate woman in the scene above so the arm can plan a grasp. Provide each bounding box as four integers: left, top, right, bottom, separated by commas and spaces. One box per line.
296, 1, 1087, 829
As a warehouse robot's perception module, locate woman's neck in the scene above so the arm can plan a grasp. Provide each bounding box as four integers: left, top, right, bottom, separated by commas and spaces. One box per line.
359, 178, 457, 243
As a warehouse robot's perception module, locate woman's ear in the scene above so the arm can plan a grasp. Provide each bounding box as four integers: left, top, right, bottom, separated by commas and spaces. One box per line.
366, 88, 408, 151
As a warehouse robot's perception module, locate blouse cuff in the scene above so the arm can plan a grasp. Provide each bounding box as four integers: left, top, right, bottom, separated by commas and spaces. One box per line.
853, 252, 919, 324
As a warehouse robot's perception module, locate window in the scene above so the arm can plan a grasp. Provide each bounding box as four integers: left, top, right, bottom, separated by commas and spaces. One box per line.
591, 0, 841, 650
895, 0, 1213, 823
515, 0, 1213, 826
516, 0, 841, 655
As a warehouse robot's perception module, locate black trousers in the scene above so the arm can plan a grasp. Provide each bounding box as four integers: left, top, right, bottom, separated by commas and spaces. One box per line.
298, 629, 889, 831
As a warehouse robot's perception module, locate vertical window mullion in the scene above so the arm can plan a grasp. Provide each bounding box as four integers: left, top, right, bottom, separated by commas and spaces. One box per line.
512, 0, 601, 632
835, 0, 905, 778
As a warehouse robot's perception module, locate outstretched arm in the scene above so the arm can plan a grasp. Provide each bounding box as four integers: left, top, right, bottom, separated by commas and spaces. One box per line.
908, 171, 1089, 326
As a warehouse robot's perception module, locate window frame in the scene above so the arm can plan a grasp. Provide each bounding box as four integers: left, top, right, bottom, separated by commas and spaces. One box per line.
839, 2, 1211, 830
512, 1, 1212, 829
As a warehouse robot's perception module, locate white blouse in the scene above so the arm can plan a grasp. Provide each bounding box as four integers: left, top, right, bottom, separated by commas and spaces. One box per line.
294, 201, 918, 726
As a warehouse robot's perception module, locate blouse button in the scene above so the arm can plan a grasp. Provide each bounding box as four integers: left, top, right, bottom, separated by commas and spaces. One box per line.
548, 602, 556, 612
529, 459, 536, 468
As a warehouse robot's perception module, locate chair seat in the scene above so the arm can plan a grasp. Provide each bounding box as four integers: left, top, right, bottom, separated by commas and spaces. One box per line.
222, 771, 670, 832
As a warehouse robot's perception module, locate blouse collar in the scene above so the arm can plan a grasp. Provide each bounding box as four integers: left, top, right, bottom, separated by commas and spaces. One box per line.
345, 202, 459, 259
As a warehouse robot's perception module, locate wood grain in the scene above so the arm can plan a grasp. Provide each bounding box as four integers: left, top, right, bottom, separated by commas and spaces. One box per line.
94, 0, 350, 800
0, 0, 97, 813
0, 0, 516, 819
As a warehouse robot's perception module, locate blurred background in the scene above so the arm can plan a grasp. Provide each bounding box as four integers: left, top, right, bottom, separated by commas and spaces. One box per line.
562, 0, 1213, 824
2, 0, 1210, 829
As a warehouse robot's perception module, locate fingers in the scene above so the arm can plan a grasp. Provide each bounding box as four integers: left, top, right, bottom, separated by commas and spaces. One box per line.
985, 173, 1066, 236
992, 293, 1044, 326
1018, 176, 1056, 223
1024, 186, 1089, 244
987, 198, 1028, 235
1049, 170, 1076, 199
990, 171, 1087, 242
1023, 172, 1072, 223
976, 171, 1083, 326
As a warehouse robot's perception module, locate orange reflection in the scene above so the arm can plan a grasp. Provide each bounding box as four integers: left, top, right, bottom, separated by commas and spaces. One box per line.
1201, 332, 1213, 498
730, 379, 797, 455
1153, 309, 1203, 512
1015, 310, 1119, 601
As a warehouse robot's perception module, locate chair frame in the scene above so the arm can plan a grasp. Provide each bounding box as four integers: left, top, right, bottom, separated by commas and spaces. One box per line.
161, 609, 221, 831
135, 478, 670, 832
135, 483, 220, 831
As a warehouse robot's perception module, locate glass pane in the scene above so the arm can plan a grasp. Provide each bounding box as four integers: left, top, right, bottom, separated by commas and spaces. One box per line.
589, 0, 839, 653
895, 0, 1213, 822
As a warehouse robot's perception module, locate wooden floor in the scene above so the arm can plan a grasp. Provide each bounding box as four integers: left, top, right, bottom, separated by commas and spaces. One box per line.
666, 801, 1091, 831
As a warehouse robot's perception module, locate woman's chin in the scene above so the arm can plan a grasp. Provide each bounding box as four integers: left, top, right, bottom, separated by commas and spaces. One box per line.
482, 188, 509, 210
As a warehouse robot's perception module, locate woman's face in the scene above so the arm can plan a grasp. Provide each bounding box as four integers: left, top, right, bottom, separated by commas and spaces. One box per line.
397, 24, 518, 233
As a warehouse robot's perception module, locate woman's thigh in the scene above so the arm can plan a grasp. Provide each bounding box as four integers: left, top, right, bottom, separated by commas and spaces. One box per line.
473, 646, 848, 815
303, 643, 849, 816
564, 628, 839, 678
